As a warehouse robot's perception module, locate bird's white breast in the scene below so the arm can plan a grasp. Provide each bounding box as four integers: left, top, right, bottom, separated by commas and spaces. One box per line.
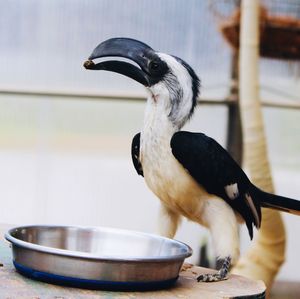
140, 113, 210, 220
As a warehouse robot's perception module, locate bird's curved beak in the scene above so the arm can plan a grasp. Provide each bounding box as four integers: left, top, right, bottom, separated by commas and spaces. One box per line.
84, 38, 155, 87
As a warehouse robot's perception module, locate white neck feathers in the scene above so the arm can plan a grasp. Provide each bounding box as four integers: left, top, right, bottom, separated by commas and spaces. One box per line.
144, 54, 194, 133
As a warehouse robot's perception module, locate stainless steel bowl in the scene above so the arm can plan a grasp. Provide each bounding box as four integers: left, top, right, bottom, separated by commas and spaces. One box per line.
5, 225, 192, 290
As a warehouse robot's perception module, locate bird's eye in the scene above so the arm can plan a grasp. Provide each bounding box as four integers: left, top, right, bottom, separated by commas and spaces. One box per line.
149, 61, 160, 71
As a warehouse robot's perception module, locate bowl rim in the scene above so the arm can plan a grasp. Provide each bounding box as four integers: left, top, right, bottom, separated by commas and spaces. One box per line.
5, 225, 193, 262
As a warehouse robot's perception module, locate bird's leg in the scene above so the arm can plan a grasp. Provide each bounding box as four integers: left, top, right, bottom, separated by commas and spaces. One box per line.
197, 256, 231, 282
158, 204, 181, 238
196, 198, 240, 282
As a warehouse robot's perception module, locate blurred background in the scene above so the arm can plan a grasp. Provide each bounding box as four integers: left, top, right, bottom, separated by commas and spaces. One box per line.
0, 0, 299, 285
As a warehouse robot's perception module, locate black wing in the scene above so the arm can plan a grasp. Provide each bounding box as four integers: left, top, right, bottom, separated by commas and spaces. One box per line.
131, 133, 143, 176
171, 131, 261, 239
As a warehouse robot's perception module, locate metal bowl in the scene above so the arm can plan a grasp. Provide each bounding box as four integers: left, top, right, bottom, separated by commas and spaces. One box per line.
5, 225, 192, 290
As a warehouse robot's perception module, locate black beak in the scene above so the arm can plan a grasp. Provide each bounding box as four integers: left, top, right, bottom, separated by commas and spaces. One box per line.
84, 38, 157, 87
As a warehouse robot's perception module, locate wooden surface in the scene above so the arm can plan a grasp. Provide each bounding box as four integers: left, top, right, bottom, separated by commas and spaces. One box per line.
0, 224, 266, 299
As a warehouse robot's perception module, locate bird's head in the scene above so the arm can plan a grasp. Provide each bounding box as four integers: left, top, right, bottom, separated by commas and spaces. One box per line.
84, 38, 200, 128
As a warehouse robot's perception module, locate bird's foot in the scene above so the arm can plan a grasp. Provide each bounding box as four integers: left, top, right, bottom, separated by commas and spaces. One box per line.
197, 272, 228, 282
197, 256, 231, 283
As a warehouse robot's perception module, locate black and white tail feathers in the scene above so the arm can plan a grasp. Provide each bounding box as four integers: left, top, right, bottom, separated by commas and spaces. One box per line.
251, 184, 300, 216
169, 131, 300, 240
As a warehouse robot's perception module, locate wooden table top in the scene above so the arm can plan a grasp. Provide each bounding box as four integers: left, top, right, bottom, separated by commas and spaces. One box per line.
0, 224, 266, 299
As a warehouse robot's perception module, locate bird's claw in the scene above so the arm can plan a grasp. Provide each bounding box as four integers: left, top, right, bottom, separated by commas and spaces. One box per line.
197, 272, 228, 282
197, 256, 231, 282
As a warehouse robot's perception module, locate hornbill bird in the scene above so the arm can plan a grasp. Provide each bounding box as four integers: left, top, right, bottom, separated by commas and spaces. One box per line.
84, 38, 300, 282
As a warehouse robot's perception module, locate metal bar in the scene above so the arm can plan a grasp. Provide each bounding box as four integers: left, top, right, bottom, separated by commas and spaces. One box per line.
0, 87, 232, 105
0, 88, 299, 109
226, 51, 243, 165
0, 88, 144, 102
261, 100, 300, 110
